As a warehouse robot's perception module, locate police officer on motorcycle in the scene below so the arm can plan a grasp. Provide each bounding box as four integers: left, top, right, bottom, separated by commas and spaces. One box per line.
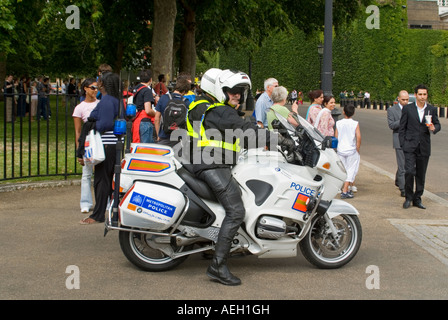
183, 68, 293, 285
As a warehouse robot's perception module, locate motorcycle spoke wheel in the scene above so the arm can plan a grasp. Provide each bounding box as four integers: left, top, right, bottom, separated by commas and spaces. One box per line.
300, 214, 362, 269
119, 230, 190, 272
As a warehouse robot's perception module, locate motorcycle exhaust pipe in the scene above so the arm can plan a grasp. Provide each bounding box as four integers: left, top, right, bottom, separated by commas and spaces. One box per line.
175, 235, 205, 246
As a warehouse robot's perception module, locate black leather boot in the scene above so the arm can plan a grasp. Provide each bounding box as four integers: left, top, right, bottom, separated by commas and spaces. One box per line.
198, 168, 245, 286
206, 256, 241, 286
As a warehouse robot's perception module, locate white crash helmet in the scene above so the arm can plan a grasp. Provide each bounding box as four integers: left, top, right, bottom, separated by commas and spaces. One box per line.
201, 68, 252, 107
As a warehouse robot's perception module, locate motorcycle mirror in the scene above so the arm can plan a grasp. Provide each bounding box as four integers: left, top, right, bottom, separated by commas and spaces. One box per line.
271, 119, 286, 134
321, 136, 330, 150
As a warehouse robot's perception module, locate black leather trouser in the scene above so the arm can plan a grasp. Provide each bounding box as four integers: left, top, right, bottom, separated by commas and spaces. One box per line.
198, 167, 245, 258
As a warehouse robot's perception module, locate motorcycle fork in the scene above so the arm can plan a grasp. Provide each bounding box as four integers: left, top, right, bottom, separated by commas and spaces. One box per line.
297, 185, 326, 241
323, 214, 341, 248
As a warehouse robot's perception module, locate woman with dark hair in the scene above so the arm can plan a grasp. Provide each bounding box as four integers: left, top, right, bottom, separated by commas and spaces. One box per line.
314, 95, 336, 136
305, 89, 324, 126
73, 78, 99, 214
80, 72, 121, 225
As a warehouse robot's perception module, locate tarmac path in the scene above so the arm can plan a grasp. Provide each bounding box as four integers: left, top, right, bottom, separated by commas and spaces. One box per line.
0, 105, 447, 302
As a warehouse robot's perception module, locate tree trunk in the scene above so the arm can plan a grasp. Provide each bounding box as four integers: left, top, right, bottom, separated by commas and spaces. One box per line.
114, 42, 124, 73
152, 0, 177, 82
179, 3, 196, 78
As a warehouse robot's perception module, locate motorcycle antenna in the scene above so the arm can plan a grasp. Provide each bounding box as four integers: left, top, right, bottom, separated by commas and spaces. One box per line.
105, 71, 126, 236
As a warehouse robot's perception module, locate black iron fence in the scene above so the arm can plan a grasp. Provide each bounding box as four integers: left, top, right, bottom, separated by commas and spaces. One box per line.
341, 98, 382, 110
1, 91, 82, 182
341, 98, 447, 118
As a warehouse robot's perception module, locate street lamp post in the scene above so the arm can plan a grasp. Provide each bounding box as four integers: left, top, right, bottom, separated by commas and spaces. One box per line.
318, 43, 324, 89
322, 0, 333, 97
322, 0, 341, 125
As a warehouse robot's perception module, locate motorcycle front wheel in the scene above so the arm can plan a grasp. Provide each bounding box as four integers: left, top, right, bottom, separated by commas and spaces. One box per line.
299, 214, 362, 269
119, 229, 190, 272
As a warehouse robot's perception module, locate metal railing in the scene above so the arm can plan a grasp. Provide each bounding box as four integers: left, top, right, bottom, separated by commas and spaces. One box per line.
340, 97, 447, 117
1, 91, 81, 182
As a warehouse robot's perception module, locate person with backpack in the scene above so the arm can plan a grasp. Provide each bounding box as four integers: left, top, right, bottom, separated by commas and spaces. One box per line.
154, 75, 191, 147
132, 69, 155, 143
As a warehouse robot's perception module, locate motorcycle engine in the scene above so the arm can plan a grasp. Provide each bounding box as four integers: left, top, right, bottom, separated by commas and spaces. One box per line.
256, 216, 287, 240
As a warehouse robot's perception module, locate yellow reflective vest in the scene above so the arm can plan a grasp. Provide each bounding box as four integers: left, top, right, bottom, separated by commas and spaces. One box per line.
186, 99, 241, 153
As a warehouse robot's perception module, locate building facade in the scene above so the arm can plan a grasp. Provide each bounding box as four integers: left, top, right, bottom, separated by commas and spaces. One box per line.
407, 0, 448, 29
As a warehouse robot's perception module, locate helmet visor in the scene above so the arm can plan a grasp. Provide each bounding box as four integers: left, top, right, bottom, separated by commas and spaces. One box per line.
224, 85, 249, 106
226, 86, 245, 95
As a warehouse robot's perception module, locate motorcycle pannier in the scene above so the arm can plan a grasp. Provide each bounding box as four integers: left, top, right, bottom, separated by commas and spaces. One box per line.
119, 181, 186, 230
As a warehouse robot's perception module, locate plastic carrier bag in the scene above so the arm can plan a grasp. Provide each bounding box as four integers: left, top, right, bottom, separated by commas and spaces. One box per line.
83, 129, 105, 165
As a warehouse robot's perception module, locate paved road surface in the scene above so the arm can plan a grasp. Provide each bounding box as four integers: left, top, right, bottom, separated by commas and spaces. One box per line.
1, 105, 447, 303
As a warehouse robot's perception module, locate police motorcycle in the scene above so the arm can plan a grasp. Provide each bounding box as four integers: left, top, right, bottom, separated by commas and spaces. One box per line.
105, 83, 362, 273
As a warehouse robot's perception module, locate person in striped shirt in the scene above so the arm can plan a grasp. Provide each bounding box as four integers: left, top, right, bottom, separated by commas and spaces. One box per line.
80, 72, 120, 225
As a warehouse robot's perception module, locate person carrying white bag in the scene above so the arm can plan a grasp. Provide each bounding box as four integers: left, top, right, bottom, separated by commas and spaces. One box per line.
83, 128, 105, 165
77, 72, 121, 225
73, 79, 100, 214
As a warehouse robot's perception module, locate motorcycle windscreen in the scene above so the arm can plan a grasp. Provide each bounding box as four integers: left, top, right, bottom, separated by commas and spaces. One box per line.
119, 181, 186, 230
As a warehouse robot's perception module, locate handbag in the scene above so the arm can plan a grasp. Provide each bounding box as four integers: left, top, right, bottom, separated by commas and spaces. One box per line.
83, 129, 105, 165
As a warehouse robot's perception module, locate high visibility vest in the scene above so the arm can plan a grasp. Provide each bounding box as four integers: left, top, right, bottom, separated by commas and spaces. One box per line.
186, 100, 241, 153
186, 99, 209, 139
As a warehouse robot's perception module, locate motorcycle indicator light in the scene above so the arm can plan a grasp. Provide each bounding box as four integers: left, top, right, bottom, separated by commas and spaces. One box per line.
322, 162, 331, 170
111, 179, 124, 193
120, 184, 135, 209
306, 195, 317, 212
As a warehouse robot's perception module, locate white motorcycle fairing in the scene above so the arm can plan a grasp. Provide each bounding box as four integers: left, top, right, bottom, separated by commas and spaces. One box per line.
107, 112, 362, 271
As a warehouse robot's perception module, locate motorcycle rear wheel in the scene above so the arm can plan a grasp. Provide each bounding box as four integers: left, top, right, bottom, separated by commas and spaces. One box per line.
119, 230, 190, 272
299, 214, 362, 269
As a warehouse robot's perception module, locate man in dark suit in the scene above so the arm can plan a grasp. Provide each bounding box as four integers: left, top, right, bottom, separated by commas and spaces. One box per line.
388, 90, 408, 197
399, 84, 441, 209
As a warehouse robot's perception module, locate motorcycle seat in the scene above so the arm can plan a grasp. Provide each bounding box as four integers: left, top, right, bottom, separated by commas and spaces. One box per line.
177, 166, 218, 203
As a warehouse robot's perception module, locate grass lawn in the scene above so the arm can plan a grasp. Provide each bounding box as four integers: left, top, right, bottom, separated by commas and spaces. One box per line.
1, 95, 82, 184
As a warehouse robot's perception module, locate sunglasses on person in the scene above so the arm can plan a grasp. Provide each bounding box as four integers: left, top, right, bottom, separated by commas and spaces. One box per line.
87, 85, 98, 90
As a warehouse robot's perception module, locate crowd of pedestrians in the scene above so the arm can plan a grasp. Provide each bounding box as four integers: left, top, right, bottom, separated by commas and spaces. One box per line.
2, 74, 82, 122
253, 81, 361, 200
253, 81, 440, 208
72, 64, 199, 224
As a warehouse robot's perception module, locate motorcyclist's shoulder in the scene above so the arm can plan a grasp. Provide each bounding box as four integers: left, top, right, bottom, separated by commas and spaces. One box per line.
193, 94, 214, 106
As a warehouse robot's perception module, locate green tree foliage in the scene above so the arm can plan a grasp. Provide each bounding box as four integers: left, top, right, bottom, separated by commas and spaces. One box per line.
219, 26, 321, 94
4, 0, 154, 78
220, 1, 446, 103
332, 1, 443, 101
0, 0, 17, 55
2, 0, 447, 104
